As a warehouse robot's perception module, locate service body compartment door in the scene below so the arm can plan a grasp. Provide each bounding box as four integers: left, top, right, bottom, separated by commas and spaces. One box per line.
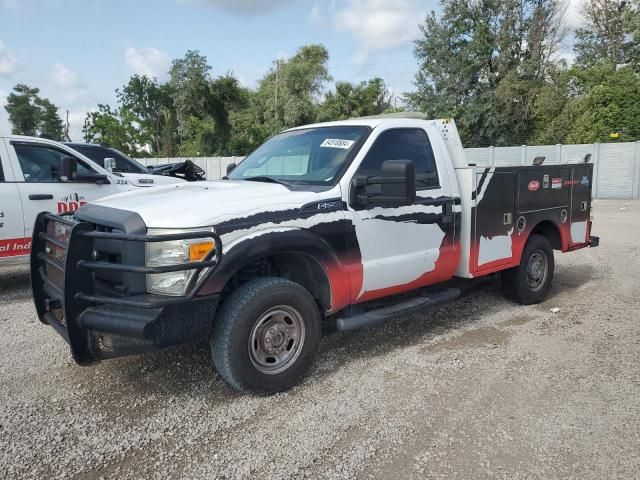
473, 170, 516, 271
518, 168, 571, 213
568, 164, 593, 246
0, 140, 28, 260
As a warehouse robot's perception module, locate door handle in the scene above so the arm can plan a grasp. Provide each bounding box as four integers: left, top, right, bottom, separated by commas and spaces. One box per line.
442, 202, 454, 224
28, 194, 54, 201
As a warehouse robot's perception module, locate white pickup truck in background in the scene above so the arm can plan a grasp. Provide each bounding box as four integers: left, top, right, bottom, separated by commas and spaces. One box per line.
0, 135, 184, 265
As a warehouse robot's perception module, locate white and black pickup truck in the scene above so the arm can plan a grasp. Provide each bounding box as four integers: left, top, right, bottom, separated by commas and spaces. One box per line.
31, 115, 599, 394
0, 136, 184, 265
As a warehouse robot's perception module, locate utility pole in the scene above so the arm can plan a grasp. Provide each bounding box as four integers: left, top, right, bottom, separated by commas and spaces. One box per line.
64, 109, 71, 141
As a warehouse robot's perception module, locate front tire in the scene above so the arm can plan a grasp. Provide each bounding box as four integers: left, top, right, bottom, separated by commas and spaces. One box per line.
211, 277, 322, 395
501, 234, 555, 305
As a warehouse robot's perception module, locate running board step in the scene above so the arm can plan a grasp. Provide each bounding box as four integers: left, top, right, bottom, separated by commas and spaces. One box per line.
336, 288, 461, 332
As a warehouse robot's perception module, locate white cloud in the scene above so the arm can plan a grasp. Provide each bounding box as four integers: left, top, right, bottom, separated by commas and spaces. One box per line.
52, 63, 82, 90
566, 0, 585, 29
333, 0, 427, 50
309, 5, 323, 27
177, 0, 295, 15
66, 109, 88, 141
0, 41, 16, 76
124, 47, 171, 79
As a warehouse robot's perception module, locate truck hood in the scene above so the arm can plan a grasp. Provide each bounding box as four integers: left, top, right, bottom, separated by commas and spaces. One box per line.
92, 180, 333, 229
119, 172, 186, 187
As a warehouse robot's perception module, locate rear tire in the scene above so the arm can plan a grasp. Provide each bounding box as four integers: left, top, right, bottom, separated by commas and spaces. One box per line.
501, 234, 554, 305
211, 277, 322, 395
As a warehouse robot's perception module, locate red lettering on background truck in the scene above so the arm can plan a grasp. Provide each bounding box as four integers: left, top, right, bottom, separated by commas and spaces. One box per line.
57, 201, 87, 213
0, 238, 32, 257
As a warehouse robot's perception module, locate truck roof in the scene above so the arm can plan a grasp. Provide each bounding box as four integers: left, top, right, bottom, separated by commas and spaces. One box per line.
0, 134, 69, 146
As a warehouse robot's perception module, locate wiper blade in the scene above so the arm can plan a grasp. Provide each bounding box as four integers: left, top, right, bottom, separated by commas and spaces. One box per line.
243, 176, 292, 187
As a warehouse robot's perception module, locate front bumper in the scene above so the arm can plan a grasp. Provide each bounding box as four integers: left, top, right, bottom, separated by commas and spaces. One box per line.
30, 211, 222, 364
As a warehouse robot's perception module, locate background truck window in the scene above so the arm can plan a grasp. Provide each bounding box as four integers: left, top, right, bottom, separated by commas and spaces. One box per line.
356, 128, 440, 190
70, 145, 147, 174
0, 154, 4, 182
15, 144, 93, 183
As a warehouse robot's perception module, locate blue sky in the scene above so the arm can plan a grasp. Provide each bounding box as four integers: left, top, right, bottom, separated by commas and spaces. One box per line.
0, 0, 582, 140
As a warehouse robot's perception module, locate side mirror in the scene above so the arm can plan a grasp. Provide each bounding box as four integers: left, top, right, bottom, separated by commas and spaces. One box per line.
104, 157, 116, 173
352, 160, 416, 207
226, 163, 237, 175
59, 156, 77, 182
583, 153, 592, 164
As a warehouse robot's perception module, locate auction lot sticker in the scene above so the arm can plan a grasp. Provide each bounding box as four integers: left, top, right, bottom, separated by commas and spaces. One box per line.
320, 139, 355, 149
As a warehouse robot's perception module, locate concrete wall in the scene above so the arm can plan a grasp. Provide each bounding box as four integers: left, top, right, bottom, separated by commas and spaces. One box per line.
465, 142, 640, 199
139, 141, 640, 199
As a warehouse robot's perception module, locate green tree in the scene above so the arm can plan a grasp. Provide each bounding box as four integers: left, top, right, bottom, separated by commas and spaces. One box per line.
533, 64, 640, 143
5, 84, 40, 136
117, 75, 172, 154
406, 0, 566, 147
82, 104, 137, 155
4, 84, 66, 139
248, 45, 331, 146
574, 0, 640, 70
36, 98, 65, 140
169, 50, 211, 137
317, 78, 391, 122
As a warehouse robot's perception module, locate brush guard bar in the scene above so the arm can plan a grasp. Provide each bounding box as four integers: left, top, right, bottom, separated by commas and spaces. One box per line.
31, 212, 222, 364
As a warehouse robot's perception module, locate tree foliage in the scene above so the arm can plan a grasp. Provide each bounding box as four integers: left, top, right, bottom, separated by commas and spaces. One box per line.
317, 78, 392, 122
82, 104, 137, 155
4, 84, 65, 140
407, 0, 566, 147
574, 0, 639, 70
14, 3, 640, 157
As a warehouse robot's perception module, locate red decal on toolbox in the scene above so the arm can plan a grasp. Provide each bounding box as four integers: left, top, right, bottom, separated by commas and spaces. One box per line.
528, 180, 540, 192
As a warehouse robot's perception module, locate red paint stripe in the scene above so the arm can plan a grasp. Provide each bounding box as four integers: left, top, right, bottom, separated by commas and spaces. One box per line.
355, 242, 461, 304
0, 238, 31, 258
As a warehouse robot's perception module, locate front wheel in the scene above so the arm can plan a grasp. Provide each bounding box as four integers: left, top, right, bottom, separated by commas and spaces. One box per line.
501, 234, 555, 305
211, 277, 322, 394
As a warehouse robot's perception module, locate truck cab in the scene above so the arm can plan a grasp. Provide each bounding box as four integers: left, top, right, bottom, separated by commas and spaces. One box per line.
30, 116, 598, 394
0, 135, 184, 265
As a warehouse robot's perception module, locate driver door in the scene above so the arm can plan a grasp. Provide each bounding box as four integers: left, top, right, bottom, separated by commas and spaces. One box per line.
9, 142, 120, 243
346, 126, 457, 303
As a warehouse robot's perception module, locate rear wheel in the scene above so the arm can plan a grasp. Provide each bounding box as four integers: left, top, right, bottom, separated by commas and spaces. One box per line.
501, 234, 554, 305
211, 277, 322, 394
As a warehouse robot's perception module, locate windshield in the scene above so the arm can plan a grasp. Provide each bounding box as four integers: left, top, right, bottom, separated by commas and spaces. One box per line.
228, 126, 370, 186
71, 145, 149, 174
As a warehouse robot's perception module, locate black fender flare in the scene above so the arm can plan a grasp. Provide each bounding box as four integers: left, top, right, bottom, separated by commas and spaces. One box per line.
198, 228, 343, 297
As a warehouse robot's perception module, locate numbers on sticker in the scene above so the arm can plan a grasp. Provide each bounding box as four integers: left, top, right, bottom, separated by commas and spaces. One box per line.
320, 139, 355, 149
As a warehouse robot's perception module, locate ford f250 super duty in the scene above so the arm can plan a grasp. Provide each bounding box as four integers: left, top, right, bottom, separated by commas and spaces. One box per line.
0, 135, 184, 265
30, 115, 599, 394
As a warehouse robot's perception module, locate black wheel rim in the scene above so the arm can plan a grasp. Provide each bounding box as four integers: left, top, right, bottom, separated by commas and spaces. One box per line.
526, 250, 548, 292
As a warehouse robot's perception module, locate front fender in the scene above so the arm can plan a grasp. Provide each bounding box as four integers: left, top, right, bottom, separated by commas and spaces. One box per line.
197, 228, 349, 304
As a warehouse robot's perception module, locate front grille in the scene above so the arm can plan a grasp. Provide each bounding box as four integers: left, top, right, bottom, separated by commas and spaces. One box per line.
44, 220, 72, 289
46, 219, 72, 244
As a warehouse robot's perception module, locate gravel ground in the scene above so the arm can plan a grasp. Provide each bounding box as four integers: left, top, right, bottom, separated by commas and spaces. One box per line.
1, 199, 639, 480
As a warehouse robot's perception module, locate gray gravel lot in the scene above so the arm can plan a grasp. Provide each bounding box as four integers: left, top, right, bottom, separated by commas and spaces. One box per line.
1, 199, 639, 479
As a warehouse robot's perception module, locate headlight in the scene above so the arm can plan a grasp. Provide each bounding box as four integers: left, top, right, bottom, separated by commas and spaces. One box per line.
146, 228, 215, 296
